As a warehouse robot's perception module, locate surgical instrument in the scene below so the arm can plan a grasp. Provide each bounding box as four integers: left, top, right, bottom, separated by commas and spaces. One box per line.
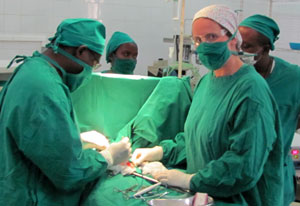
133, 182, 162, 198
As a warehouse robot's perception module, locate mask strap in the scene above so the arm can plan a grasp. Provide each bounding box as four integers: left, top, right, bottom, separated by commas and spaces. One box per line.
46, 43, 92, 71
6, 55, 28, 69
56, 47, 92, 70
39, 53, 67, 81
231, 51, 256, 56
227, 30, 237, 43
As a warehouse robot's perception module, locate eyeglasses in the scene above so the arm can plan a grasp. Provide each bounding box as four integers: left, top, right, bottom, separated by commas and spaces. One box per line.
87, 49, 101, 70
93, 63, 101, 70
192, 29, 228, 46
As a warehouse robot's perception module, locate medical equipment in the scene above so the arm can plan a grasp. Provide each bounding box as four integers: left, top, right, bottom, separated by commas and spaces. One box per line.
114, 184, 138, 200
133, 182, 162, 198
132, 172, 159, 184
289, 42, 300, 50
163, 35, 194, 64
290, 146, 300, 169
291, 132, 300, 169
148, 192, 213, 206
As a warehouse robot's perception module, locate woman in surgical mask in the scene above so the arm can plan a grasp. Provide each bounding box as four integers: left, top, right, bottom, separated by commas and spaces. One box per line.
102, 31, 138, 74
131, 5, 284, 206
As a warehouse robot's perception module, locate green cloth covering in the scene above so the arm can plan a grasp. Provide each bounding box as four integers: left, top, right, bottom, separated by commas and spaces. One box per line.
81, 172, 191, 206
266, 56, 300, 205
117, 76, 192, 150
71, 74, 192, 150
71, 74, 159, 140
71, 74, 192, 205
106, 31, 136, 63
0, 54, 108, 205
239, 14, 280, 50
47, 18, 106, 55
161, 65, 284, 205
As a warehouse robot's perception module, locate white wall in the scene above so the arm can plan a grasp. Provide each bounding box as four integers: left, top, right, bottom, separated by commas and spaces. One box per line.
100, 0, 176, 75
0, 0, 299, 75
0, 0, 89, 68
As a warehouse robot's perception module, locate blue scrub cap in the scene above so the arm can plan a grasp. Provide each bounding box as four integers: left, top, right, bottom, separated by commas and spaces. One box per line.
239, 14, 280, 50
106, 31, 136, 63
47, 18, 106, 55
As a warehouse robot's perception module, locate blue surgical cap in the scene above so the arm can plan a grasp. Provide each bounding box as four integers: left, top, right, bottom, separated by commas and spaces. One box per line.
239, 14, 280, 50
105, 31, 136, 63
47, 18, 106, 55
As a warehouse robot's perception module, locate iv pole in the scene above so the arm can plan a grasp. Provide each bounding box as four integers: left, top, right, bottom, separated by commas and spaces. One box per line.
177, 0, 185, 78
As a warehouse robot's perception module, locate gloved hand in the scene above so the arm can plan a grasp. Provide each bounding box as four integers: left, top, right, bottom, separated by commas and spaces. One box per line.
131, 146, 163, 166
80, 130, 109, 150
141, 161, 167, 176
152, 169, 195, 190
100, 137, 131, 167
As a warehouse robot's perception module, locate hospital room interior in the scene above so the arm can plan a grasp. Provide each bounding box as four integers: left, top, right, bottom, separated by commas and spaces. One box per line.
1, 0, 300, 205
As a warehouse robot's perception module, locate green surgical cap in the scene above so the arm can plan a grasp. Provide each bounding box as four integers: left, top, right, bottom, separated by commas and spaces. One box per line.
47, 18, 106, 55
239, 14, 280, 50
106, 31, 136, 63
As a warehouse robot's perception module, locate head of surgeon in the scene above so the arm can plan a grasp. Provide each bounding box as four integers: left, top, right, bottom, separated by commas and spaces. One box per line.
105, 31, 138, 75
192, 5, 243, 76
44, 18, 105, 92
238, 14, 280, 76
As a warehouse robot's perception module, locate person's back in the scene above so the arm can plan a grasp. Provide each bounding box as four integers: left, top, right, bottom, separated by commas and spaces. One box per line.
0, 18, 131, 205
266, 57, 300, 156
239, 15, 300, 205
266, 57, 300, 205
0, 55, 102, 205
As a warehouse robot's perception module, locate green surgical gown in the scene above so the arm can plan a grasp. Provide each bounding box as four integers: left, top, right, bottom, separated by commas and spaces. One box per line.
266, 57, 300, 205
0, 54, 108, 205
161, 64, 284, 205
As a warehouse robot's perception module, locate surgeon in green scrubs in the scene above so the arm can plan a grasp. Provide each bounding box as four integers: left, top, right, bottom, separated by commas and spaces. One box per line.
102, 31, 138, 74
0, 18, 131, 205
131, 5, 284, 206
239, 14, 300, 205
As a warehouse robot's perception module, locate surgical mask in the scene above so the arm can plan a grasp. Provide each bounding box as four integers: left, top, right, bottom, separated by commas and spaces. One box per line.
64, 64, 93, 92
196, 32, 236, 71
232, 51, 258, 65
112, 58, 136, 74
240, 54, 257, 65
58, 48, 95, 92
40, 47, 94, 92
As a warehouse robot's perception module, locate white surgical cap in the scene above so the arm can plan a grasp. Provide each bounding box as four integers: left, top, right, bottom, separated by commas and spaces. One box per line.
192, 4, 242, 48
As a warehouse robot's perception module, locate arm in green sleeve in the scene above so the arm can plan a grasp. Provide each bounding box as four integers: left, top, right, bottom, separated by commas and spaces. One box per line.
13, 93, 108, 191
190, 99, 279, 197
160, 132, 187, 167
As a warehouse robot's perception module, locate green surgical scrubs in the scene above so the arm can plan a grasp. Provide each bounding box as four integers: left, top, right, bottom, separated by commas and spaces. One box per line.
161, 64, 284, 205
266, 57, 300, 205
0, 55, 108, 205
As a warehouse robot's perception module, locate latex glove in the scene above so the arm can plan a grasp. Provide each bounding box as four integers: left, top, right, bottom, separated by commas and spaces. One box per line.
131, 146, 163, 166
108, 163, 136, 176
152, 169, 194, 190
80, 130, 109, 150
100, 137, 131, 167
141, 161, 167, 176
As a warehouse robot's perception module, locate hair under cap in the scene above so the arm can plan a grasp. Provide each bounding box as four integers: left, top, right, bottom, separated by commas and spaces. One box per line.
47, 18, 106, 55
192, 4, 242, 47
